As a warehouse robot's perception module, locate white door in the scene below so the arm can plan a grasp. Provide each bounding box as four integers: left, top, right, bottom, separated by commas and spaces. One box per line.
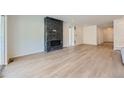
68, 26, 76, 47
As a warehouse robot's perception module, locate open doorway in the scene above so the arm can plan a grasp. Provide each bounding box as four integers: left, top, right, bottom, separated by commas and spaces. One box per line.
103, 27, 113, 43
97, 25, 113, 46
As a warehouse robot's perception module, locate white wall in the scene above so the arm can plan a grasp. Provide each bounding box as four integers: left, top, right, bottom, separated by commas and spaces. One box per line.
114, 18, 124, 50
83, 25, 113, 46
7, 16, 82, 59
103, 27, 113, 43
0, 16, 3, 64
83, 25, 98, 45
97, 27, 103, 45
0, 16, 7, 65
63, 22, 69, 47
75, 25, 83, 45
68, 26, 75, 46
7, 15, 84, 59
63, 23, 83, 47
7, 15, 45, 58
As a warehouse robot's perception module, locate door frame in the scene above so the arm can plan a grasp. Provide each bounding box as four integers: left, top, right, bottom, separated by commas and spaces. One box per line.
0, 15, 7, 65
68, 25, 76, 47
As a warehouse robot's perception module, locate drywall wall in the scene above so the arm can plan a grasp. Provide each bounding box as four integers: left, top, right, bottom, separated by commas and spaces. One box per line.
97, 27, 103, 45
68, 25, 75, 47
63, 23, 83, 47
103, 27, 113, 43
75, 25, 83, 45
0, 16, 3, 64
0, 16, 7, 65
7, 15, 45, 58
63, 22, 69, 47
83, 25, 98, 45
7, 15, 83, 58
114, 18, 124, 50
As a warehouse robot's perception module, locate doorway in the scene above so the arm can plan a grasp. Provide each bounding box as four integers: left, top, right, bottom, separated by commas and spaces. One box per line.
68, 25, 76, 47
103, 27, 113, 43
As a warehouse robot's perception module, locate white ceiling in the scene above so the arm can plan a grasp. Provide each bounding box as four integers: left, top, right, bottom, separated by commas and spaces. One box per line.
48, 15, 124, 28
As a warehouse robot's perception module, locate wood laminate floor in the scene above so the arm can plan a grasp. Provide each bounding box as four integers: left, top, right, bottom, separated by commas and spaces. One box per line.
2, 43, 124, 78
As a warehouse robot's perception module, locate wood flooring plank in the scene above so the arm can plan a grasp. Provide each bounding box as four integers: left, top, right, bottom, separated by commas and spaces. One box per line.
2, 43, 124, 78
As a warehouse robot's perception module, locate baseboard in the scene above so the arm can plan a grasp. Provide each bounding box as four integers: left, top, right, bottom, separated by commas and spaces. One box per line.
8, 58, 15, 64
114, 47, 122, 50
104, 42, 113, 43
8, 51, 45, 64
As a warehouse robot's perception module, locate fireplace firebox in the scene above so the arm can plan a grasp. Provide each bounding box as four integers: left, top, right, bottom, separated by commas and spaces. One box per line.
50, 40, 61, 46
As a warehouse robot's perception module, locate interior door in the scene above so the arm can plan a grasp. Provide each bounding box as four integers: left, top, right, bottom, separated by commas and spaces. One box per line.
68, 26, 75, 47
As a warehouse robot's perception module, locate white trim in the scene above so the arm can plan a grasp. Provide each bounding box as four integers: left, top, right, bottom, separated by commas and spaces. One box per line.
0, 15, 4, 65
4, 15, 8, 65
0, 16, 2, 65
114, 47, 123, 50
0, 15, 7, 65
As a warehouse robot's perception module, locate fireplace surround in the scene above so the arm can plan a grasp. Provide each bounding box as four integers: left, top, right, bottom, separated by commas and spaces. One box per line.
44, 17, 63, 52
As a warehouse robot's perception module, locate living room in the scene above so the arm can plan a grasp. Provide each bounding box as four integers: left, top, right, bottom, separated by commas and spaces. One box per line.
1, 0, 124, 93
0, 15, 124, 78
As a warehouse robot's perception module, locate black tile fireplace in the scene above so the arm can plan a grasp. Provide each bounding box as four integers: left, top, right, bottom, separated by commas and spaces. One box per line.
44, 17, 63, 52
50, 40, 61, 46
